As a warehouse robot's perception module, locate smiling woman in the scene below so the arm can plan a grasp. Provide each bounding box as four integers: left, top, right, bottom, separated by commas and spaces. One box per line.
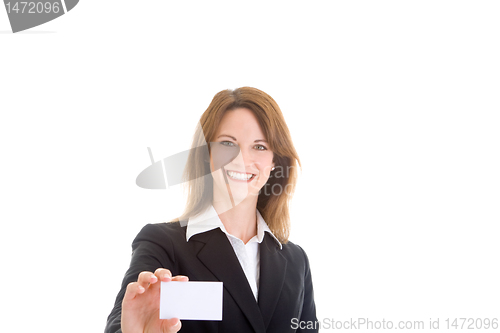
210, 108, 276, 224
104, 87, 318, 333
178, 88, 302, 243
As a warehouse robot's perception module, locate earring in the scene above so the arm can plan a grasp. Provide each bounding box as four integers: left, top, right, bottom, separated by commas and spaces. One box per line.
271, 167, 275, 171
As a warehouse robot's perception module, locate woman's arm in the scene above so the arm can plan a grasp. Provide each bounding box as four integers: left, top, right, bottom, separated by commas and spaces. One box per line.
104, 223, 186, 333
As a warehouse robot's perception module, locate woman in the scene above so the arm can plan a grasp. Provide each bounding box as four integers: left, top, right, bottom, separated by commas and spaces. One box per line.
105, 87, 318, 333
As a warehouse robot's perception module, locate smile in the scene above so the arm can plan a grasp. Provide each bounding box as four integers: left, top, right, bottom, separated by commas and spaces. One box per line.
226, 170, 255, 182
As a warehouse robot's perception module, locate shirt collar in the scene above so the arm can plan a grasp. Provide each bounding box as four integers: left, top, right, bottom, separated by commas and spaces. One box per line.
186, 205, 282, 249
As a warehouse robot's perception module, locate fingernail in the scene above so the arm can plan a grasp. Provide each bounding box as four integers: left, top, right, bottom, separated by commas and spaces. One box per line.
138, 286, 145, 293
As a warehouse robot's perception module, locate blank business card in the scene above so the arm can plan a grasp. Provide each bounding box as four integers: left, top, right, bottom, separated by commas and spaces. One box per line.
160, 281, 223, 320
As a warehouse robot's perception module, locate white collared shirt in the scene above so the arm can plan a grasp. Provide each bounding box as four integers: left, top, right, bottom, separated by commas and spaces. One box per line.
186, 205, 282, 301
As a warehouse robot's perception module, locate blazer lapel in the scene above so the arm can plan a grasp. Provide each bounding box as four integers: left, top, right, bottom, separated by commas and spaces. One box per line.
193, 228, 266, 333
258, 233, 287, 330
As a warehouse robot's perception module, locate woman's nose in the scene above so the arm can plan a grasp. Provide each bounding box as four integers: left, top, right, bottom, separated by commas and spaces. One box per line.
234, 147, 254, 168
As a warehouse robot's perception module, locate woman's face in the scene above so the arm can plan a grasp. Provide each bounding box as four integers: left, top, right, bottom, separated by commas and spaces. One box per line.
210, 108, 274, 208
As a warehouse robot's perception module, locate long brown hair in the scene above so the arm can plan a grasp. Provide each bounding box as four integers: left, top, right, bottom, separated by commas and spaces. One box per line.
176, 87, 301, 244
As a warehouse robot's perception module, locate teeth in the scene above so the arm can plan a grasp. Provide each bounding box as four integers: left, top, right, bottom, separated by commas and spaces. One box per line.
227, 171, 253, 180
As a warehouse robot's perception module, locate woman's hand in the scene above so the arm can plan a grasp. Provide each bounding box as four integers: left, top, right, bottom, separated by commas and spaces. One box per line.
121, 268, 189, 333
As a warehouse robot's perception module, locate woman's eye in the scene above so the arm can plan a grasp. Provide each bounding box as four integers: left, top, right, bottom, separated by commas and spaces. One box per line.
220, 141, 236, 147
255, 145, 267, 151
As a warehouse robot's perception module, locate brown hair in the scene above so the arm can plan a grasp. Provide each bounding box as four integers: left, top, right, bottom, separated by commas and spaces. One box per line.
175, 87, 301, 243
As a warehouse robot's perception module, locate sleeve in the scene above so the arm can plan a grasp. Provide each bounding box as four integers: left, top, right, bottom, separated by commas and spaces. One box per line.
104, 224, 176, 333
297, 245, 318, 333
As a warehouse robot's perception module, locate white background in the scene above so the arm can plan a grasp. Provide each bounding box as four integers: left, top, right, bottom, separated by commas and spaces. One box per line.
1, 1, 499, 332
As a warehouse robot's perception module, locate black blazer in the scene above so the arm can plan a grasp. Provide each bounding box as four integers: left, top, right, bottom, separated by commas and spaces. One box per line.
105, 221, 318, 333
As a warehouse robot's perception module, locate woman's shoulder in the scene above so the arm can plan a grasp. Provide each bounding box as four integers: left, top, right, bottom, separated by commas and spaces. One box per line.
132, 221, 187, 248
281, 239, 309, 258
281, 239, 315, 267
271, 239, 314, 277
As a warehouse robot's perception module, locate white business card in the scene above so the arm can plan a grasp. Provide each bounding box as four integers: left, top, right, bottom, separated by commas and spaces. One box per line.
160, 281, 223, 320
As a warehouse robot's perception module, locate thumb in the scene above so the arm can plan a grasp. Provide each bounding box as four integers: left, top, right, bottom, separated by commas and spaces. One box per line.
162, 318, 182, 333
